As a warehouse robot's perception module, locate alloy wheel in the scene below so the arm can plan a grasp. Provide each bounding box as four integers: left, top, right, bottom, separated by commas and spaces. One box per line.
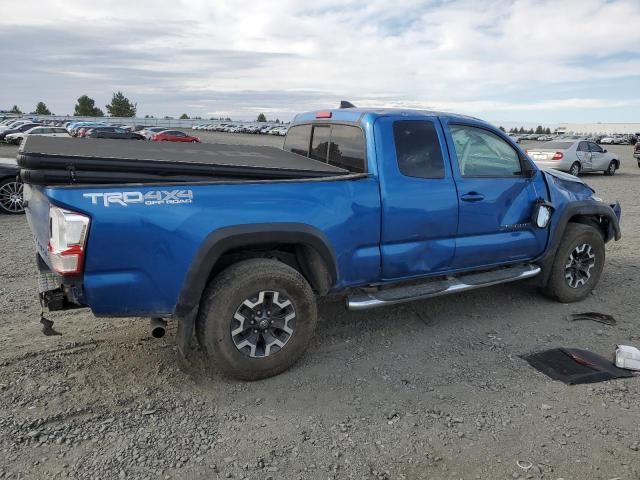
564, 243, 596, 288
0, 180, 24, 213
230, 290, 296, 358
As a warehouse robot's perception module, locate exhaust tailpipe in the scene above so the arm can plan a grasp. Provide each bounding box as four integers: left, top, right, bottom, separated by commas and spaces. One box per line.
150, 317, 167, 338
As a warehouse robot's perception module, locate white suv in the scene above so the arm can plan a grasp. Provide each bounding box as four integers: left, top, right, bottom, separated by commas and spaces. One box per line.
5, 126, 70, 145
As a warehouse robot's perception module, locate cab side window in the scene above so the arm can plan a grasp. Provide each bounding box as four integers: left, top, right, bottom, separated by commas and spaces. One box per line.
450, 125, 522, 177
393, 121, 444, 179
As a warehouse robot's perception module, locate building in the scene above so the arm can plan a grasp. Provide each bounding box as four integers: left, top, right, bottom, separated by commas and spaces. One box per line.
555, 123, 640, 136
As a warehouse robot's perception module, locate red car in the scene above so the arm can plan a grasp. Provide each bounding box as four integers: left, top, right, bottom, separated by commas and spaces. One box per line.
151, 130, 200, 143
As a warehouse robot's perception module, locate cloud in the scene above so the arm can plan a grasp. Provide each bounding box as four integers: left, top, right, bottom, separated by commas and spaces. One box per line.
0, 0, 639, 122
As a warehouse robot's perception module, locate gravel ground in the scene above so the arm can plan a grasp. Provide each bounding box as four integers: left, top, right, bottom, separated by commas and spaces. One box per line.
0, 137, 639, 480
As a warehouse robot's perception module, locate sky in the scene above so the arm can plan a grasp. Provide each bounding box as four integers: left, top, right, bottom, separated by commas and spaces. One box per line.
1, 0, 639, 124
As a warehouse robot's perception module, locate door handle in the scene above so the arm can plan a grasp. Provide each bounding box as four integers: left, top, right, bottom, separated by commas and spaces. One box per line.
461, 192, 485, 202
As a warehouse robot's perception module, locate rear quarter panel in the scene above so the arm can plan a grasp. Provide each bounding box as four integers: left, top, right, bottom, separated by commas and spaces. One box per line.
45, 177, 381, 316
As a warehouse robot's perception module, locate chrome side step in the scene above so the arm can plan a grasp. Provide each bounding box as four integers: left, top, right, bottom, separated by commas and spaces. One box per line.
346, 263, 541, 311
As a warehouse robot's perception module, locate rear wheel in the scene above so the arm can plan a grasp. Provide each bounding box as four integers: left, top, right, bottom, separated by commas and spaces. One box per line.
541, 223, 604, 303
0, 178, 25, 215
604, 161, 617, 176
196, 258, 317, 380
569, 162, 581, 176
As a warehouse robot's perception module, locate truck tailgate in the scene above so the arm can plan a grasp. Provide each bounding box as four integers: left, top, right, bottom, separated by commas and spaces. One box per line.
24, 184, 52, 266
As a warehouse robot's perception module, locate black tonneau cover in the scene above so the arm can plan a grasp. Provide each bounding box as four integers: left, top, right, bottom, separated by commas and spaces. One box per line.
18, 137, 347, 185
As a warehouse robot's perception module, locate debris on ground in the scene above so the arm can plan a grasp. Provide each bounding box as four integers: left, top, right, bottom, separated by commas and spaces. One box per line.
615, 345, 640, 371
568, 312, 616, 326
521, 348, 636, 384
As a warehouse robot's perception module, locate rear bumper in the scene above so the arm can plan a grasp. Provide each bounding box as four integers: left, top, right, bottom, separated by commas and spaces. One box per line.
533, 160, 568, 172
36, 253, 86, 311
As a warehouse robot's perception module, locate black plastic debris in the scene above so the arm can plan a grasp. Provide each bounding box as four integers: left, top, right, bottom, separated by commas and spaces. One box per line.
521, 348, 635, 384
40, 315, 62, 336
568, 312, 616, 326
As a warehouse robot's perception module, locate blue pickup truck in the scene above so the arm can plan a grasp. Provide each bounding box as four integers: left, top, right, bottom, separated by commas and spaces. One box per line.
21, 106, 621, 380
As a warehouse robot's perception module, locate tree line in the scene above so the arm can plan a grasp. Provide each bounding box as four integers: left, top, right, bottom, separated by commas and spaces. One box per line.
8, 96, 280, 123
5, 92, 138, 118
504, 125, 552, 135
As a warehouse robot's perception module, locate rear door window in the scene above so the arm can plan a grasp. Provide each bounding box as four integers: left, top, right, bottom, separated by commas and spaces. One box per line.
328, 125, 365, 173
283, 124, 311, 156
588, 142, 603, 153
393, 121, 444, 178
309, 126, 330, 162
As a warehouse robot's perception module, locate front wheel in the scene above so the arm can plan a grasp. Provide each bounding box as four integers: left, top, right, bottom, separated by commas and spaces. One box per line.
196, 258, 317, 380
541, 223, 605, 303
604, 161, 617, 176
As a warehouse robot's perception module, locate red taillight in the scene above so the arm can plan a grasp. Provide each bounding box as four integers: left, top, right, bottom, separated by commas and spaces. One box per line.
48, 207, 90, 276
551, 152, 564, 160
316, 111, 332, 119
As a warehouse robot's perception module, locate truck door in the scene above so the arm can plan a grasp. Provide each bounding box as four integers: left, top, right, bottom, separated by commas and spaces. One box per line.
375, 116, 459, 280
577, 141, 593, 171
442, 121, 549, 270
587, 141, 606, 170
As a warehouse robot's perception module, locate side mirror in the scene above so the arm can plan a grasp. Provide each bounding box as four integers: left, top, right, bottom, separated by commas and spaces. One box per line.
603, 149, 607, 153
532, 201, 554, 229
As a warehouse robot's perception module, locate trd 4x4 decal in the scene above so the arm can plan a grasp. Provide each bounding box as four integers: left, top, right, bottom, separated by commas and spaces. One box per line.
83, 190, 194, 207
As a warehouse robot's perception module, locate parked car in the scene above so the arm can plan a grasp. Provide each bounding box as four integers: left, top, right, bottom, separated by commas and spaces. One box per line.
139, 127, 167, 139
0, 120, 33, 133
151, 130, 200, 142
0, 123, 41, 143
527, 139, 619, 176
68, 122, 108, 137
5, 126, 70, 145
85, 127, 145, 140
22, 106, 621, 380
0, 157, 23, 214
634, 142, 640, 168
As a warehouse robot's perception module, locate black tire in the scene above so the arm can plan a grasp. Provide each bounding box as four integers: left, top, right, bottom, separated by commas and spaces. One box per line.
569, 162, 581, 176
603, 160, 617, 176
196, 258, 317, 380
0, 177, 25, 215
541, 223, 605, 303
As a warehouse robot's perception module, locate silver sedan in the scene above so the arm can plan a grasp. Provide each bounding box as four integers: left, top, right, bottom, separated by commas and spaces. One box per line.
527, 139, 620, 176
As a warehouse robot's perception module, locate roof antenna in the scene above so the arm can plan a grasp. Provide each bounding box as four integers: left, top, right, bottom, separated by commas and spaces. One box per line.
340, 100, 356, 109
